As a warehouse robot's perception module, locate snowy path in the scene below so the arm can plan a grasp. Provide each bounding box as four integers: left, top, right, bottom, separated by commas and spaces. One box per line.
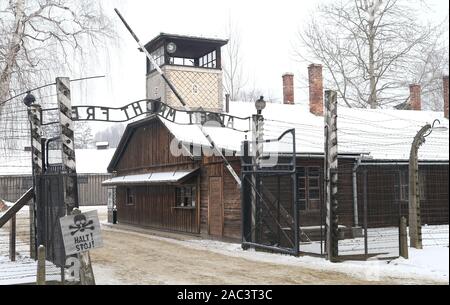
90, 225, 448, 285
0, 207, 60, 285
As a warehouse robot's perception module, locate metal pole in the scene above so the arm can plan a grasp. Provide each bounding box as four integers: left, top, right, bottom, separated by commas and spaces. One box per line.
29, 104, 43, 260
292, 130, 299, 256
251, 115, 259, 244
363, 170, 369, 256
241, 140, 250, 248
409, 124, 430, 249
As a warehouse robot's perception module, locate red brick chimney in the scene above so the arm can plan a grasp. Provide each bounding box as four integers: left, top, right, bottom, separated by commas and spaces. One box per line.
283, 73, 294, 105
308, 64, 324, 116
444, 76, 449, 119
409, 84, 422, 111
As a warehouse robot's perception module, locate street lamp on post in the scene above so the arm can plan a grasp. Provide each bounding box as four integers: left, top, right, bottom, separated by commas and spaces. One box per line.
409, 120, 448, 249
254, 96, 266, 164
250, 96, 266, 244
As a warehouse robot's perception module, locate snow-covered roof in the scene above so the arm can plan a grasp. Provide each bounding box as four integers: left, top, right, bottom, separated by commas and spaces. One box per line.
159, 101, 449, 162
96, 142, 109, 147
0, 148, 116, 176
102, 169, 198, 186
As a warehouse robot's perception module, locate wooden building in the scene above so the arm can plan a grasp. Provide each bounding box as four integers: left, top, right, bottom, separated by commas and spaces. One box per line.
0, 149, 115, 206
103, 114, 449, 241
103, 33, 449, 242
103, 117, 242, 239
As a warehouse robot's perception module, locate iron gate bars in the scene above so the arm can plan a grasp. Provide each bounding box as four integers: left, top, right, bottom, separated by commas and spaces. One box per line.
241, 129, 299, 256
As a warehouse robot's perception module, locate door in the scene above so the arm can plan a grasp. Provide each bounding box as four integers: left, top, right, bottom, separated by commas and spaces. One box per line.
208, 177, 223, 237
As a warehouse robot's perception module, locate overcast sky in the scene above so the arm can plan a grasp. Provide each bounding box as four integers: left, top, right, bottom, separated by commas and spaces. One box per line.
70, 0, 449, 114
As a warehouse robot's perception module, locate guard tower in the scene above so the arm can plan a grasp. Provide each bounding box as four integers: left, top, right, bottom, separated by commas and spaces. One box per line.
145, 33, 228, 112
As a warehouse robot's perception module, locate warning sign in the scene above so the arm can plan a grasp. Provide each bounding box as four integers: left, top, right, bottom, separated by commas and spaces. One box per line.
60, 210, 103, 256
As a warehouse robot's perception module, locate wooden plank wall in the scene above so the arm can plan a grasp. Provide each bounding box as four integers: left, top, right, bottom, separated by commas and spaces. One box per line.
116, 120, 193, 174
199, 157, 241, 240
117, 185, 199, 234
0, 175, 111, 206
77, 174, 112, 206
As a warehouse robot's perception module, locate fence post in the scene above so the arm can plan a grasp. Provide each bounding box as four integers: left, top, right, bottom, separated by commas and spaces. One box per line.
57, 78, 95, 285
399, 217, 409, 259
325, 90, 339, 262
363, 170, 369, 256
9, 215, 16, 262
56, 77, 78, 215
409, 124, 430, 249
37, 245, 46, 285
29, 104, 43, 260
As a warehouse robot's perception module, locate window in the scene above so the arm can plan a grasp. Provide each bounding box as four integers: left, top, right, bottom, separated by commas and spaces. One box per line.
126, 188, 135, 206
297, 167, 322, 211
394, 170, 426, 202
176, 186, 197, 208
169, 57, 195, 66
199, 50, 217, 68
147, 46, 165, 73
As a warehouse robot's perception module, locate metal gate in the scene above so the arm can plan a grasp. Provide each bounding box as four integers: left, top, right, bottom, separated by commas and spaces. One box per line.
241, 129, 299, 255
35, 172, 68, 268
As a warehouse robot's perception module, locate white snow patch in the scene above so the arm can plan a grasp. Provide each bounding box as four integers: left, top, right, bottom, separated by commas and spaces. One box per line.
182, 239, 449, 283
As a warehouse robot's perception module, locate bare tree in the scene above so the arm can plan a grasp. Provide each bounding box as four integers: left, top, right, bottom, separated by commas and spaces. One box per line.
296, 0, 447, 109
74, 121, 94, 149
222, 17, 246, 101
238, 86, 277, 104
0, 0, 115, 151
406, 18, 449, 111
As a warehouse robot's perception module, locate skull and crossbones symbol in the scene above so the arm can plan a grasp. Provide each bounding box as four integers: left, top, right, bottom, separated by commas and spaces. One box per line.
69, 214, 95, 236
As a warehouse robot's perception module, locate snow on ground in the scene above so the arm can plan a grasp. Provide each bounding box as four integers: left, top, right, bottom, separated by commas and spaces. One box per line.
0, 207, 61, 285
99, 222, 448, 283
0, 255, 61, 285
300, 225, 449, 259
2, 205, 448, 284
181, 238, 449, 284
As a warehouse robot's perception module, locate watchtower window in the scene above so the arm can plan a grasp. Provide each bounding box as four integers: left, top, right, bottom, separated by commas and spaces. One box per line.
147, 46, 165, 73
144, 34, 228, 75
170, 57, 195, 67
199, 50, 217, 69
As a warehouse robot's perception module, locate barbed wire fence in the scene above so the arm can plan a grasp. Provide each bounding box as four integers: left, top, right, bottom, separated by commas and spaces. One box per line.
0, 85, 67, 284
262, 113, 449, 260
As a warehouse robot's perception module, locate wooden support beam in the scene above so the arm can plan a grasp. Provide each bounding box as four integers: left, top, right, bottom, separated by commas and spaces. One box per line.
0, 188, 34, 228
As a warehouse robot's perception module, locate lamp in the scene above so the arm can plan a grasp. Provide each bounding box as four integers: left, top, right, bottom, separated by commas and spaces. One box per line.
255, 96, 267, 115
23, 92, 36, 107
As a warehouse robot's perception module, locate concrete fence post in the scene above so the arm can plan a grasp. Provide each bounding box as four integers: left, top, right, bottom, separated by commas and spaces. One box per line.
37, 245, 46, 285
9, 215, 16, 262
325, 90, 339, 262
399, 217, 409, 259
